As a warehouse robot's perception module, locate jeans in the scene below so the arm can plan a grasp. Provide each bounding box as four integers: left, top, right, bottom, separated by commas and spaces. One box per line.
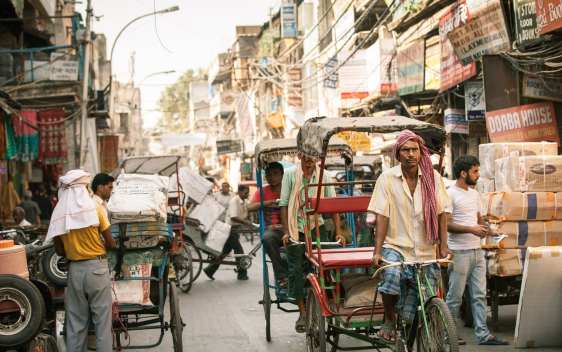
204, 232, 247, 279
446, 248, 490, 343
261, 227, 288, 281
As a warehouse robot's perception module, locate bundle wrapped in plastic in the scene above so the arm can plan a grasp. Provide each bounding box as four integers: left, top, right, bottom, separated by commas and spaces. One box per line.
475, 177, 495, 195
479, 142, 557, 179
185, 195, 225, 232
495, 156, 562, 192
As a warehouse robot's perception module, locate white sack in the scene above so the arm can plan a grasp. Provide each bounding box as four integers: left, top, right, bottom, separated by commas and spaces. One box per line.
185, 195, 224, 232
176, 167, 213, 204
112, 264, 154, 306
204, 221, 231, 253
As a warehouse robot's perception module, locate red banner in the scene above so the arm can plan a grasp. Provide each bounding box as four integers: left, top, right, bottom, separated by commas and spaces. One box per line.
485, 101, 560, 145
37, 109, 68, 165
535, 0, 562, 35
100, 136, 119, 174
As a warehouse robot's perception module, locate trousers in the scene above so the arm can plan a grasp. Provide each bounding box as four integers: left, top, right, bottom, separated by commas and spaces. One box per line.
66, 258, 112, 352
261, 227, 288, 281
205, 232, 247, 279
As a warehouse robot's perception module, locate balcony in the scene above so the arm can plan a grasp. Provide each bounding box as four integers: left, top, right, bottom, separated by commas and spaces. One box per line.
207, 53, 232, 85
210, 90, 238, 119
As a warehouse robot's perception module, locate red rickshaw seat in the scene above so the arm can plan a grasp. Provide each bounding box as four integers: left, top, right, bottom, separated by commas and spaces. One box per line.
311, 247, 375, 267
309, 196, 371, 214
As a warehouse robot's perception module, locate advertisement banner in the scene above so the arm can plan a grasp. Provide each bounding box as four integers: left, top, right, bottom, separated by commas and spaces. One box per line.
445, 108, 469, 134
366, 38, 397, 98
485, 101, 560, 144
286, 68, 302, 106
217, 139, 242, 155
514, 0, 540, 44
465, 80, 486, 120
323, 58, 339, 89
397, 39, 425, 95
334, 131, 371, 152
439, 1, 477, 92
425, 39, 441, 90
281, 0, 297, 38
535, 0, 562, 35
447, 0, 510, 66
334, 8, 355, 50
338, 50, 369, 99
100, 136, 119, 174
523, 68, 562, 102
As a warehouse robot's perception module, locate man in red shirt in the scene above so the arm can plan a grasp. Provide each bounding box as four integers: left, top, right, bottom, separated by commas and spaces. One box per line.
247, 162, 286, 289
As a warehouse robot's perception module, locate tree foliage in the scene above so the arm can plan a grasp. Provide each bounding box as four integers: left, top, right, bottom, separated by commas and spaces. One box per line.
157, 69, 201, 132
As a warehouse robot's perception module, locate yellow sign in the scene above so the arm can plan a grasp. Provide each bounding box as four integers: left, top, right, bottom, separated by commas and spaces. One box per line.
335, 132, 371, 152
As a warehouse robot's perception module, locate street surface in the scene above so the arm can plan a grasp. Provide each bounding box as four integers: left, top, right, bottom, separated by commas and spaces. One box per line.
126, 239, 557, 351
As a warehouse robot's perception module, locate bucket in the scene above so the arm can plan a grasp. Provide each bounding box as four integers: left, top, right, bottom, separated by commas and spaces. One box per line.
0, 240, 29, 279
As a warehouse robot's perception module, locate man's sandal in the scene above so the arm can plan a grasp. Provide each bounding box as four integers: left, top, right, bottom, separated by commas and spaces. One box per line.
380, 321, 396, 344
295, 316, 306, 333
479, 336, 509, 345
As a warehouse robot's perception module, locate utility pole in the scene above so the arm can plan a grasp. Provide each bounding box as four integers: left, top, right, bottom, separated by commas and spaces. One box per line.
79, 0, 92, 169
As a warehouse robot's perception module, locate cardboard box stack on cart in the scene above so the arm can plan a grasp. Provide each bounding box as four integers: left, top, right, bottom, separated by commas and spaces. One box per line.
479, 142, 562, 276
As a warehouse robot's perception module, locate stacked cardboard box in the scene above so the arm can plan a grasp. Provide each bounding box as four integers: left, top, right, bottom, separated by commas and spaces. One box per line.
479, 142, 562, 276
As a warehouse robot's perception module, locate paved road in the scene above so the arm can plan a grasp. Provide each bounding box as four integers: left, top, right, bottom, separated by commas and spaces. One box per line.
124, 239, 558, 351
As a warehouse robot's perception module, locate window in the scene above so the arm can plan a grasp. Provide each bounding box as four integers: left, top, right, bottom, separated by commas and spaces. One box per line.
118, 112, 129, 132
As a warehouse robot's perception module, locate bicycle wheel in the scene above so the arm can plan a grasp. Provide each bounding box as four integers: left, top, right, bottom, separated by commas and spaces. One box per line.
419, 298, 459, 352
306, 288, 327, 352
176, 244, 194, 294
184, 239, 203, 281
262, 265, 271, 341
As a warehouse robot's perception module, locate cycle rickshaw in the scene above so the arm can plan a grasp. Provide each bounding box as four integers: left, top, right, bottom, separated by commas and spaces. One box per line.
295, 116, 458, 352
254, 137, 353, 341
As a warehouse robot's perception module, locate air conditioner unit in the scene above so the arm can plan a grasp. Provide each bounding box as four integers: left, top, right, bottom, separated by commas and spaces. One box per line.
298, 3, 313, 32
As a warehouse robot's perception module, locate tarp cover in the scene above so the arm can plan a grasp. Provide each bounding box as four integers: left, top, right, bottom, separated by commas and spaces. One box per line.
110, 155, 181, 177
254, 137, 352, 170
297, 116, 447, 158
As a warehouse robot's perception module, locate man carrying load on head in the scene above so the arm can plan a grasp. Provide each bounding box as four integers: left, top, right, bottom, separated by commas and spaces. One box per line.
368, 130, 453, 343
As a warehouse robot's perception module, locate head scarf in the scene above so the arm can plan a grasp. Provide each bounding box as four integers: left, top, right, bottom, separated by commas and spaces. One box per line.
45, 170, 100, 243
393, 130, 439, 244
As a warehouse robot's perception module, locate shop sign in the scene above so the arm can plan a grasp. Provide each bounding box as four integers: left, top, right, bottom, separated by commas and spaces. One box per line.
338, 49, 369, 99
523, 70, 562, 102
469, 120, 488, 137
445, 108, 469, 134
447, 0, 510, 66
217, 139, 242, 155
514, 0, 540, 44
485, 101, 560, 144
535, 0, 562, 35
425, 39, 441, 90
281, 0, 297, 38
335, 131, 371, 152
439, 1, 477, 92
50, 53, 79, 81
465, 80, 486, 120
366, 38, 397, 98
286, 68, 302, 106
323, 57, 339, 89
397, 39, 425, 95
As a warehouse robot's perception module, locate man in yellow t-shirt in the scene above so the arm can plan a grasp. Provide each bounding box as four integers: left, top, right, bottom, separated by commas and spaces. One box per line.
54, 205, 115, 351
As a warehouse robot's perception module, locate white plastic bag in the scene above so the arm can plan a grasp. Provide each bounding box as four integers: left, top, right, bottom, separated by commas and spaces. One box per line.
204, 221, 231, 253
107, 172, 169, 224
185, 195, 225, 232
177, 167, 213, 204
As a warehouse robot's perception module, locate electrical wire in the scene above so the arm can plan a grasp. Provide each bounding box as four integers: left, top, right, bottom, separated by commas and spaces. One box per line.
153, 0, 172, 53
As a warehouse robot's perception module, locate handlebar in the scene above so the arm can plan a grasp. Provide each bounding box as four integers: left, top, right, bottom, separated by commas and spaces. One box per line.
372, 255, 455, 279
288, 238, 342, 247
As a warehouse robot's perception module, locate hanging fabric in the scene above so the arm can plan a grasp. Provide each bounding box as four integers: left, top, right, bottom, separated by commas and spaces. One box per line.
0, 112, 6, 160
4, 117, 17, 160
11, 110, 39, 162
38, 109, 68, 165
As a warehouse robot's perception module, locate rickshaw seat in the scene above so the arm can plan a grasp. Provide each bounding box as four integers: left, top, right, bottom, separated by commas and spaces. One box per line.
309, 196, 371, 214
311, 247, 375, 267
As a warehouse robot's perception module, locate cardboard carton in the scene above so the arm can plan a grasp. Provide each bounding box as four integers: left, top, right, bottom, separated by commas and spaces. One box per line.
515, 246, 562, 348
496, 249, 525, 276
495, 156, 562, 192
484, 220, 562, 249
475, 178, 495, 195
479, 142, 557, 179
487, 191, 562, 221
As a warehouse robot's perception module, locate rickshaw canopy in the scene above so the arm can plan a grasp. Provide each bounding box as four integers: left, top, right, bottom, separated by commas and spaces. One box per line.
110, 155, 182, 177
297, 116, 448, 159
254, 137, 353, 170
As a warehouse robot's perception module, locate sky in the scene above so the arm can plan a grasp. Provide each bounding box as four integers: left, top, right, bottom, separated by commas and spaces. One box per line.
76, 0, 279, 129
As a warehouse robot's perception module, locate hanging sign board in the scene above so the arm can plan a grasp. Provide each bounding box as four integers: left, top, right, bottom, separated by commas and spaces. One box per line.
523, 67, 562, 102
424, 38, 441, 90
281, 0, 297, 38
216, 140, 242, 155
469, 120, 488, 137
445, 108, 469, 134
514, 0, 540, 44
535, 0, 562, 35
447, 0, 510, 66
335, 132, 371, 152
485, 101, 560, 144
439, 1, 476, 92
397, 39, 425, 95
338, 50, 369, 99
465, 80, 486, 120
323, 58, 339, 89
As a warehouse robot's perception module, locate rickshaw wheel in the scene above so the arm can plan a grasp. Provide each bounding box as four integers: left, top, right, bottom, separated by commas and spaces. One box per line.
184, 238, 203, 281
419, 298, 459, 352
176, 242, 194, 294
263, 265, 271, 341
169, 282, 183, 352
306, 288, 326, 352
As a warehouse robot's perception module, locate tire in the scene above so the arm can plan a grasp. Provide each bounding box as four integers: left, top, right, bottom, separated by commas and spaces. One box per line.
306, 288, 327, 352
0, 274, 46, 350
460, 285, 474, 327
169, 282, 183, 352
43, 247, 68, 287
419, 298, 460, 352
184, 239, 202, 281
175, 242, 194, 294
263, 265, 271, 342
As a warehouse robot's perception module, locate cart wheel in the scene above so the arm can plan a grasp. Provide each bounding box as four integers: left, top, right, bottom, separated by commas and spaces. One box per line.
184, 238, 203, 281
460, 285, 474, 327
306, 288, 327, 352
43, 247, 68, 287
262, 265, 271, 341
169, 281, 183, 352
419, 298, 460, 352
176, 243, 194, 294
240, 256, 252, 270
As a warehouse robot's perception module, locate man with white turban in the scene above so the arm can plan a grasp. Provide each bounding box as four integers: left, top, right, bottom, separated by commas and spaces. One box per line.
50, 170, 115, 352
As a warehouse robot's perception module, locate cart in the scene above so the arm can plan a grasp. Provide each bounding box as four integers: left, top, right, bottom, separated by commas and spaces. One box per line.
254, 137, 354, 341
294, 116, 459, 351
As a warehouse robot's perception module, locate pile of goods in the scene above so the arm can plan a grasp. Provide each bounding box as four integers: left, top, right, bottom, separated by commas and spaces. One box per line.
479, 142, 562, 276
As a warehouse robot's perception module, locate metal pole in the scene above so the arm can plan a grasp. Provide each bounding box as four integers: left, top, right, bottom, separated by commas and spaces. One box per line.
79, 0, 92, 169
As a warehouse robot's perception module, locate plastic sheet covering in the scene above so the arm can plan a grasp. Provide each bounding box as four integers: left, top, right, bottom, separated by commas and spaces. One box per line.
495, 156, 562, 192
169, 167, 213, 204
475, 177, 495, 195
479, 142, 557, 179
184, 224, 227, 257
185, 195, 225, 232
